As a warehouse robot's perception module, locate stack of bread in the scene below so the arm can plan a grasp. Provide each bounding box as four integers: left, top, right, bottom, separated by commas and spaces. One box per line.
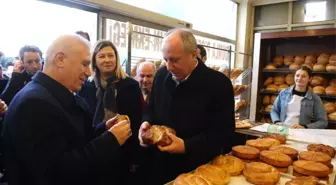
324, 102, 336, 121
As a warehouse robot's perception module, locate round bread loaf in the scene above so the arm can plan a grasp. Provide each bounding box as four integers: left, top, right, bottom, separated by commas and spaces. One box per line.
328, 111, 336, 121
262, 134, 286, 144
299, 151, 331, 165
329, 54, 336, 65
266, 84, 278, 92
317, 54, 330, 65
284, 56, 294, 65
313, 86, 325, 95
305, 55, 317, 65
293, 160, 329, 177
289, 63, 301, 70
273, 56, 284, 67
232, 145, 260, 159
271, 95, 277, 104
174, 174, 213, 185
310, 75, 324, 87
307, 144, 336, 158
324, 102, 336, 114
326, 64, 336, 72
330, 79, 336, 88
263, 96, 271, 105
243, 162, 280, 185
285, 74, 295, 85
294, 56, 305, 65
265, 64, 277, 70
194, 164, 230, 185
325, 86, 336, 96
141, 125, 176, 146
260, 150, 292, 167
270, 146, 298, 159
264, 77, 274, 86
278, 84, 289, 92
212, 155, 245, 176
313, 64, 326, 71
274, 75, 285, 85
285, 176, 319, 185
264, 105, 273, 113
246, 138, 280, 151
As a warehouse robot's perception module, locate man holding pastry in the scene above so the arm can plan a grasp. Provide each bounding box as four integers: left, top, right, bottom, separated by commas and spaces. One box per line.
138, 28, 235, 185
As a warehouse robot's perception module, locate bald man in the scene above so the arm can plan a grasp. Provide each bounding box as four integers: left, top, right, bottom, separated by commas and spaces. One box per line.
135, 61, 156, 110
138, 29, 234, 185
2, 35, 131, 185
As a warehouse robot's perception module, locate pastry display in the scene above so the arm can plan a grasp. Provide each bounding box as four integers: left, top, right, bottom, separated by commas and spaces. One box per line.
294, 56, 305, 65
293, 160, 330, 177
317, 53, 330, 65
308, 143, 336, 158
305, 55, 317, 65
173, 174, 213, 185
266, 84, 278, 92
298, 151, 331, 165
212, 155, 245, 176
262, 134, 286, 144
313, 64, 326, 71
235, 119, 252, 129
284, 56, 294, 65
259, 150, 292, 167
194, 164, 230, 185
233, 84, 248, 97
141, 125, 176, 146
264, 77, 274, 86
274, 75, 285, 85
232, 145, 260, 160
243, 162, 280, 185
285, 74, 294, 85
285, 176, 319, 185
246, 138, 280, 151
325, 86, 336, 96
273, 56, 284, 67
289, 63, 301, 70
269, 146, 298, 159
312, 86, 325, 95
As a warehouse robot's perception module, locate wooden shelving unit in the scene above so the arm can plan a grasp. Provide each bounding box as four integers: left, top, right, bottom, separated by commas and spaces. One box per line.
250, 28, 336, 129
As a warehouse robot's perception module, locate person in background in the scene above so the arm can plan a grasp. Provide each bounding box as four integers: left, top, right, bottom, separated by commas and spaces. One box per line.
75, 31, 91, 41
0, 52, 5, 67
1, 34, 131, 185
0, 45, 42, 105
271, 66, 328, 129
197, 44, 207, 63
138, 28, 235, 185
78, 40, 143, 185
0, 66, 8, 94
135, 61, 156, 112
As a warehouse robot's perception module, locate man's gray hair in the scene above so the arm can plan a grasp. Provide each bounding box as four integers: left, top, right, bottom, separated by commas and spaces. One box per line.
136, 61, 156, 75
164, 28, 197, 53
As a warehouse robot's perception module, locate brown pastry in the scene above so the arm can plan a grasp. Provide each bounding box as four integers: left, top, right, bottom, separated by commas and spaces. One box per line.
310, 75, 324, 87
278, 84, 289, 92
273, 56, 284, 67
174, 174, 213, 185
141, 125, 176, 146
285, 74, 294, 85
313, 86, 325, 95
243, 162, 280, 185
301, 63, 313, 70
284, 56, 294, 65
232, 145, 260, 160
230, 68, 243, 80
294, 56, 305, 65
325, 86, 336, 96
293, 160, 329, 177
324, 102, 336, 114
313, 64, 326, 72
274, 75, 285, 85
265, 64, 277, 70
305, 55, 317, 65
264, 77, 274, 86
328, 111, 336, 121
308, 144, 336, 158
264, 105, 273, 113
246, 138, 280, 151
285, 176, 319, 185
194, 164, 230, 185
235, 119, 252, 129
212, 155, 245, 176
290, 63, 301, 70
263, 96, 271, 105
117, 115, 130, 122
259, 150, 292, 167
299, 151, 331, 165
326, 64, 336, 72
275, 167, 288, 173
329, 54, 336, 65
233, 85, 248, 97
330, 79, 336, 88
266, 84, 278, 92
317, 54, 330, 65
271, 95, 277, 104
269, 146, 298, 159
263, 134, 286, 144
235, 100, 247, 111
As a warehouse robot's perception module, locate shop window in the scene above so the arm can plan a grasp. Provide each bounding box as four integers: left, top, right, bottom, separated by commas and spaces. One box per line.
304, 1, 327, 22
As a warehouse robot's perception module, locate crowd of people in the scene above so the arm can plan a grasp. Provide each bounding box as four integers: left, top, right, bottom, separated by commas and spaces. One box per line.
0, 29, 235, 185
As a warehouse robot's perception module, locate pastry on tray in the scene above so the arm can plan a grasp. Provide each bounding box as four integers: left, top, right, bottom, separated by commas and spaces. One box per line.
232, 145, 260, 160
293, 160, 330, 178
173, 174, 213, 185
259, 150, 292, 168
285, 176, 319, 185
243, 162, 280, 185
298, 151, 331, 166
269, 146, 298, 160
212, 155, 244, 176
307, 143, 335, 158
194, 164, 230, 185
262, 133, 287, 144
246, 138, 281, 151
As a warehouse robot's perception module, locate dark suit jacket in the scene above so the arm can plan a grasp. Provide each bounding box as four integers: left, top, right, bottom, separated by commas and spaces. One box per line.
142, 61, 235, 185
0, 70, 32, 105
1, 72, 121, 185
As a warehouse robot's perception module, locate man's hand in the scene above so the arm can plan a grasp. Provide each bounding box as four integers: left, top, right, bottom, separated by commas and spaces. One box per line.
138, 121, 151, 147
109, 120, 131, 145
13, 60, 24, 73
291, 124, 305, 129
105, 114, 120, 129
0, 100, 7, 115
158, 133, 185, 154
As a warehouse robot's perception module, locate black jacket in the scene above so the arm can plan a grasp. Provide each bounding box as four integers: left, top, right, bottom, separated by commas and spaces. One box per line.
142, 61, 235, 185
1, 72, 121, 185
0, 70, 32, 105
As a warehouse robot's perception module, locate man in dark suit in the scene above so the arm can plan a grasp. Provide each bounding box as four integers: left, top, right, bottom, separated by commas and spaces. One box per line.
138, 28, 235, 185
0, 45, 42, 105
1, 34, 132, 185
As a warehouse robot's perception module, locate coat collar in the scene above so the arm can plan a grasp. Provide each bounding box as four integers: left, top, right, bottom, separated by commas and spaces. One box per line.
286, 86, 312, 100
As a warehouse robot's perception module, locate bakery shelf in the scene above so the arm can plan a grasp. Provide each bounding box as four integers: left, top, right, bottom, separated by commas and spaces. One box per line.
260, 90, 279, 95
261, 90, 336, 99
263, 69, 336, 75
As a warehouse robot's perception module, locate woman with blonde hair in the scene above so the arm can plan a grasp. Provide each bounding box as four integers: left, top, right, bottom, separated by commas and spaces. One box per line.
79, 40, 143, 185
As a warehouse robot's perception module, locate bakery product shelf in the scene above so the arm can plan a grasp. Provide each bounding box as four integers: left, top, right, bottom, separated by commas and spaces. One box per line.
263, 69, 336, 75
260, 90, 336, 99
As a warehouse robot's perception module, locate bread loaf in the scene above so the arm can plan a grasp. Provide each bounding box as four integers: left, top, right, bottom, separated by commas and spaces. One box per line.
313, 86, 325, 95
270, 146, 298, 159
313, 64, 326, 71
310, 75, 324, 87
274, 75, 285, 85
289, 63, 301, 70
299, 151, 331, 165
324, 102, 336, 114
325, 86, 336, 96
243, 162, 280, 185
328, 111, 336, 121
294, 56, 305, 65
230, 68, 243, 80
273, 56, 284, 67
317, 54, 330, 65
285, 74, 294, 85
330, 79, 336, 88
266, 84, 278, 92
174, 174, 213, 185
194, 164, 230, 185
263, 96, 271, 105
284, 56, 294, 65
285, 176, 319, 185
246, 138, 280, 151
264, 105, 273, 113
212, 155, 245, 176
305, 55, 317, 65
329, 54, 336, 65
232, 145, 260, 160
141, 125, 176, 146
326, 64, 336, 72
264, 77, 274, 86
260, 150, 292, 167
265, 64, 276, 70
262, 134, 286, 144
307, 144, 336, 158
293, 160, 329, 177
